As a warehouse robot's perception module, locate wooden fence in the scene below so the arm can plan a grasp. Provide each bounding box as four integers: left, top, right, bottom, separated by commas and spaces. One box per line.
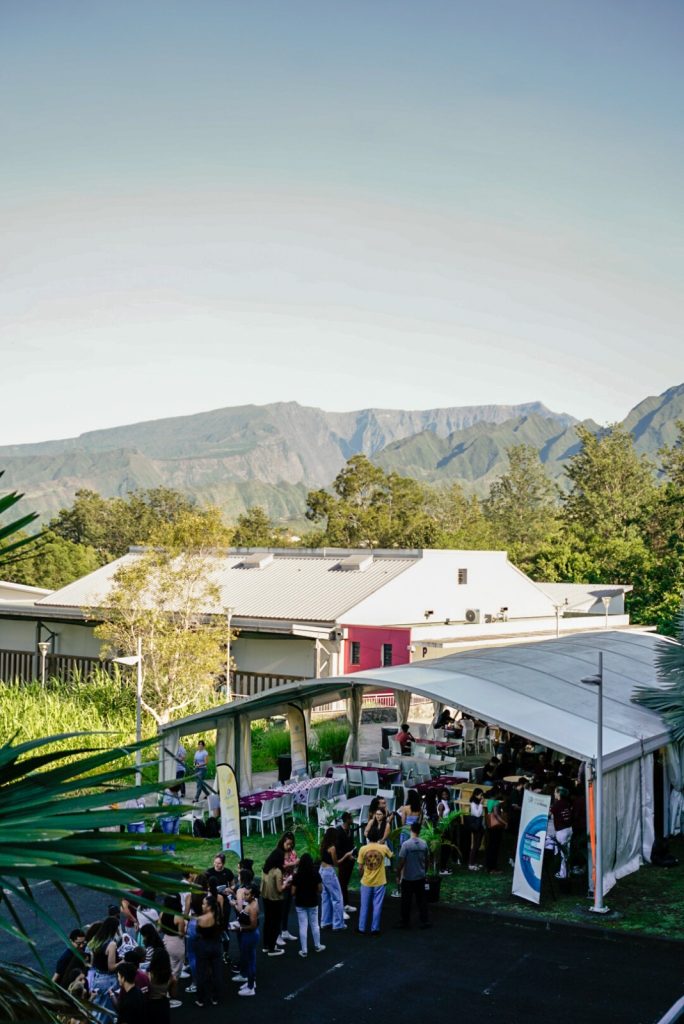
0, 648, 113, 684
232, 670, 306, 698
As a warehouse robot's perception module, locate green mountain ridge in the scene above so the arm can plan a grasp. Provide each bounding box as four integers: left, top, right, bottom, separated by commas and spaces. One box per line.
0, 388, 682, 524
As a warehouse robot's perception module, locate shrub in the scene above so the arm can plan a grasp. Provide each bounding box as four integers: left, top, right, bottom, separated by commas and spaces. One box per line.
312, 721, 349, 763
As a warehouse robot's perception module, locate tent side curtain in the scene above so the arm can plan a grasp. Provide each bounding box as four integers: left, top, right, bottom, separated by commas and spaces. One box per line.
239, 716, 253, 796
395, 690, 411, 726
600, 755, 653, 895
666, 741, 684, 837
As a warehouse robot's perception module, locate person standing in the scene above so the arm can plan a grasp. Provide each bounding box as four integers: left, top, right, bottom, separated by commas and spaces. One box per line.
260, 849, 288, 956
193, 894, 223, 1007
335, 812, 357, 914
397, 822, 429, 929
174, 742, 187, 797
236, 884, 260, 997
193, 741, 210, 802
357, 839, 393, 935
550, 786, 573, 879
319, 827, 349, 932
291, 853, 325, 957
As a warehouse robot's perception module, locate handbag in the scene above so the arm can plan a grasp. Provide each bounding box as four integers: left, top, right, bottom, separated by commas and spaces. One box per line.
487, 807, 507, 829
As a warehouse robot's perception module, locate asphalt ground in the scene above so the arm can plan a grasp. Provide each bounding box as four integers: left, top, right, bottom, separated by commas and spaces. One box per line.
3, 883, 683, 1024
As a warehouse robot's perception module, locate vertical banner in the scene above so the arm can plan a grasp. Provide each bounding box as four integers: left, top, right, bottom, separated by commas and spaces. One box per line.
512, 790, 551, 905
216, 762, 243, 859
287, 704, 308, 776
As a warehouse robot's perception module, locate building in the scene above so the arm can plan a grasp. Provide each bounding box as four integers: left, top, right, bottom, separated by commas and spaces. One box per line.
0, 547, 637, 692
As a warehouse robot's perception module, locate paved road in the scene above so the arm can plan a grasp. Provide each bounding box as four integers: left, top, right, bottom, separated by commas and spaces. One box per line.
3, 884, 683, 1024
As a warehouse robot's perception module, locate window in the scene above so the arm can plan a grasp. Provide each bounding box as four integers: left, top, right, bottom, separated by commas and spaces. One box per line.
350, 641, 361, 665
382, 643, 393, 667
458, 567, 468, 585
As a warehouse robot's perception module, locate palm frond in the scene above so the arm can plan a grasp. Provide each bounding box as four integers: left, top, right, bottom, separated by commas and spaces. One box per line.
632, 605, 684, 740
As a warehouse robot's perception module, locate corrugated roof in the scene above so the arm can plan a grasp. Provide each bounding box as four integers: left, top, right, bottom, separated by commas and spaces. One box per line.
36, 549, 420, 623
536, 582, 633, 609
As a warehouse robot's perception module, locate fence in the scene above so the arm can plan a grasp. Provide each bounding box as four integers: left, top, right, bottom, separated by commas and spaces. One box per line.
0, 648, 113, 684
232, 670, 306, 698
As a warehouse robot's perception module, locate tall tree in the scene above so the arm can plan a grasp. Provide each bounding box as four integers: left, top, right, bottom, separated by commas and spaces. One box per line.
483, 445, 560, 571
1, 529, 101, 590
232, 505, 275, 546
93, 507, 233, 727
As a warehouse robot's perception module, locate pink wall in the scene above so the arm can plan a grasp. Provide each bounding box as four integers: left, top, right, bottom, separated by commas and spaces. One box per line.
341, 624, 411, 674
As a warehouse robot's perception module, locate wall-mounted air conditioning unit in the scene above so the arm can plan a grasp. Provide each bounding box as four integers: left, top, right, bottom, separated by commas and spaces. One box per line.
465, 608, 482, 624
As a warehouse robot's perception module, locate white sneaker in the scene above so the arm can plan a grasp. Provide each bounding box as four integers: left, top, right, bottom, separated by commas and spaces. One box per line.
343, 912, 350, 921
298, 950, 308, 958
169, 1000, 182, 1009
238, 987, 255, 997
276, 936, 286, 947
267, 948, 285, 957
344, 905, 357, 913
238, 983, 255, 992
179, 970, 190, 979
280, 931, 298, 941
391, 890, 401, 898
231, 975, 248, 983
314, 944, 326, 952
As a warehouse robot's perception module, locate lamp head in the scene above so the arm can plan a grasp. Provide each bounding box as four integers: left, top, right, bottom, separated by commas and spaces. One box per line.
113, 655, 141, 667
580, 674, 601, 686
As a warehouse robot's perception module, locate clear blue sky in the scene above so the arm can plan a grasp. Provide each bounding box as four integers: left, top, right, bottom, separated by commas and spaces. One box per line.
2, 0, 682, 443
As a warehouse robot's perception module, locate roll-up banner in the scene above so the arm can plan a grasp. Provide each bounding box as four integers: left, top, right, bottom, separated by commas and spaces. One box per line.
287, 703, 308, 776
216, 762, 243, 859
512, 789, 551, 905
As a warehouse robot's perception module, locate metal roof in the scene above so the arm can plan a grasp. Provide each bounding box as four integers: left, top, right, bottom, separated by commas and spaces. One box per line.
36, 548, 420, 623
162, 630, 674, 771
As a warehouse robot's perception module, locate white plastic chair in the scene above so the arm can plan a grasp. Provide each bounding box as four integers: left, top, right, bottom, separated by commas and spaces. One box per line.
319, 759, 333, 777
303, 786, 321, 816
389, 738, 403, 757
245, 797, 278, 837
476, 727, 492, 755
331, 776, 346, 797
356, 799, 372, 828
378, 747, 389, 764
347, 767, 363, 794
463, 721, 477, 755
361, 769, 379, 794
414, 723, 427, 738
280, 792, 295, 828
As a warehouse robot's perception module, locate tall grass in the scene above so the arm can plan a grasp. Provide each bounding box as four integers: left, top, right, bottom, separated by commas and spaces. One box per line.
251, 718, 350, 772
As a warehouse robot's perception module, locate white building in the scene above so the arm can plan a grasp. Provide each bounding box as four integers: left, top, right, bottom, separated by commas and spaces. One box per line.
0, 547, 637, 691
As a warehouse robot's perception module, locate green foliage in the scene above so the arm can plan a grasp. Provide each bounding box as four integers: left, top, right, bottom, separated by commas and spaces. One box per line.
311, 721, 349, 764
232, 505, 276, 546
2, 529, 101, 590
0, 471, 41, 567
483, 445, 561, 572
251, 721, 291, 772
632, 605, 684, 739
0, 732, 203, 1021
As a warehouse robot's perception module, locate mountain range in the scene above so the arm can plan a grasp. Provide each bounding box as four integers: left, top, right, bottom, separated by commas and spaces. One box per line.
1, 385, 683, 525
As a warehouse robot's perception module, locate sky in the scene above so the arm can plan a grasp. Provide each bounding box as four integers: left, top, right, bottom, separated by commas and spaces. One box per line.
2, 0, 683, 444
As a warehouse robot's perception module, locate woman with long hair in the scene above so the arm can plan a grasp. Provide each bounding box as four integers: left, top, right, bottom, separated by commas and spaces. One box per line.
291, 852, 324, 957
147, 945, 173, 1023
87, 917, 119, 1023
277, 831, 299, 942
194, 894, 223, 1007
235, 883, 260, 997
364, 807, 390, 844
468, 787, 485, 871
261, 848, 288, 956
319, 826, 350, 931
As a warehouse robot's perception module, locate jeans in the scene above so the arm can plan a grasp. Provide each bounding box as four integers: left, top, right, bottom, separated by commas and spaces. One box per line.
195, 766, 210, 801
296, 905, 321, 954
359, 884, 386, 934
320, 866, 345, 929
195, 935, 222, 1004
90, 969, 116, 1024
160, 814, 180, 853
186, 919, 197, 982
240, 928, 259, 989
175, 767, 186, 797
127, 821, 145, 833
400, 878, 429, 926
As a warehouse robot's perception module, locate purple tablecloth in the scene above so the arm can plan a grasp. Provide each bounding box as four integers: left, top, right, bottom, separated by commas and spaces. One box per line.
239, 789, 281, 810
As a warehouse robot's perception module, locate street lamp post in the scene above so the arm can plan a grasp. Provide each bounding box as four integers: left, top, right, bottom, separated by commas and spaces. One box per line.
38, 640, 50, 689
113, 637, 143, 786
581, 652, 609, 914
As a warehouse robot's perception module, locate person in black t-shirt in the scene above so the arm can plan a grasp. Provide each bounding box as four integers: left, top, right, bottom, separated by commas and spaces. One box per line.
335, 812, 357, 913
291, 853, 324, 957
112, 962, 146, 1024
207, 852, 234, 890
52, 928, 86, 984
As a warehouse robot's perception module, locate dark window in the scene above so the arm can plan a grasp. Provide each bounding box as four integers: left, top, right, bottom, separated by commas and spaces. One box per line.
382, 643, 393, 667
350, 641, 361, 665
458, 568, 468, 585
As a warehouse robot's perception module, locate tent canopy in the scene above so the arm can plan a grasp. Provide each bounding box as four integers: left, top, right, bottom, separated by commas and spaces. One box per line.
162, 630, 672, 773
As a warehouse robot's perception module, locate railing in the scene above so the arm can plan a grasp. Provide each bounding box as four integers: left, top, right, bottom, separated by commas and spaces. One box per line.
232, 670, 306, 698
655, 996, 684, 1024
0, 648, 35, 683
0, 648, 113, 684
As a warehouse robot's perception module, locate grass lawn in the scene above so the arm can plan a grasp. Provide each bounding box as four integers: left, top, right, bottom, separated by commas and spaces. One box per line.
180, 831, 684, 942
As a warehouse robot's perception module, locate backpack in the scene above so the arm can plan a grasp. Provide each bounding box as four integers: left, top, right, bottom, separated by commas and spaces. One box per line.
205, 816, 220, 839
192, 817, 207, 838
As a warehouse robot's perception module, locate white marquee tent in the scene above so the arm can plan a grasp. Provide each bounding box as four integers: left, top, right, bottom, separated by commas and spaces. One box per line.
162, 630, 682, 893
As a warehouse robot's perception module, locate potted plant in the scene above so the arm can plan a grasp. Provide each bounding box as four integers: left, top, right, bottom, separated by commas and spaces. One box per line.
421, 810, 462, 902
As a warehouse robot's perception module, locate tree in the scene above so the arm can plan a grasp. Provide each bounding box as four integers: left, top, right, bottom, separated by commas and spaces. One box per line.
632, 604, 684, 739
50, 487, 198, 563
93, 507, 233, 727
1, 529, 101, 590
0, 733, 195, 1022
232, 505, 274, 546
483, 445, 561, 571
0, 471, 41, 568
425, 483, 494, 550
